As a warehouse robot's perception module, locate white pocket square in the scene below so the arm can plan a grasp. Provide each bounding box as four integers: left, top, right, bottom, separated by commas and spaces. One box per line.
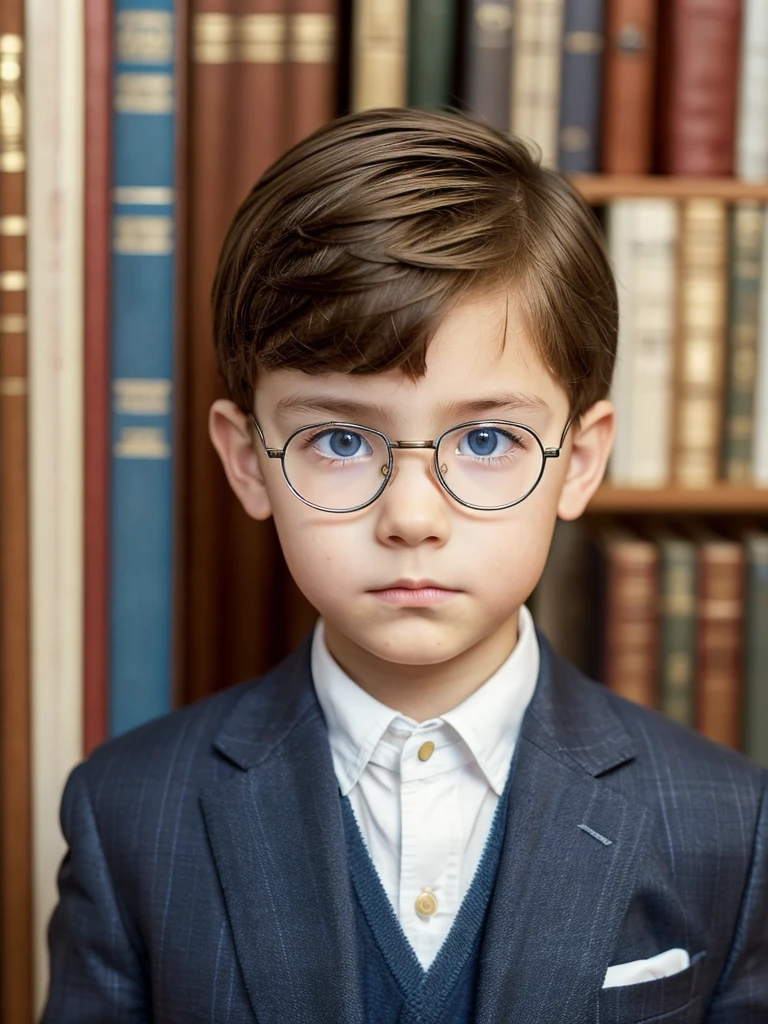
602, 948, 690, 989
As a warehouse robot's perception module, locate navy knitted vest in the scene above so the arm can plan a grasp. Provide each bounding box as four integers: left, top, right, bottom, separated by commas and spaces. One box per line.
340, 759, 514, 1024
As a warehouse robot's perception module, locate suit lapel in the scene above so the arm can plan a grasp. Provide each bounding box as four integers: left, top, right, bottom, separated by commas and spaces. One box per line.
200, 638, 365, 1024
476, 635, 651, 1023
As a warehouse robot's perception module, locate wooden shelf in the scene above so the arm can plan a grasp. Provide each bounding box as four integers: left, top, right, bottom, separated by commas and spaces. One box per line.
570, 175, 768, 203
588, 485, 768, 515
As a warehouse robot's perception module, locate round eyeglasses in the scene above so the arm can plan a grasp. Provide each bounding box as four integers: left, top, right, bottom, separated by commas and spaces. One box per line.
250, 415, 573, 513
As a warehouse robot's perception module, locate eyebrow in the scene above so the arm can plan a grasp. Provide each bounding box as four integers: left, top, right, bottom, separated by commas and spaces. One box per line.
273, 391, 553, 422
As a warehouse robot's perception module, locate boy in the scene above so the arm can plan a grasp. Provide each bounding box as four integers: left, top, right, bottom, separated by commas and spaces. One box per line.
44, 109, 766, 1022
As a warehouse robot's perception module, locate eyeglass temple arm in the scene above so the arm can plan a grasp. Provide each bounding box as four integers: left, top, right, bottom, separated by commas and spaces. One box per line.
543, 416, 575, 459
250, 415, 284, 458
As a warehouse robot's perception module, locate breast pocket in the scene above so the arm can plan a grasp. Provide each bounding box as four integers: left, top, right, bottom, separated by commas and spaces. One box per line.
596, 950, 706, 1024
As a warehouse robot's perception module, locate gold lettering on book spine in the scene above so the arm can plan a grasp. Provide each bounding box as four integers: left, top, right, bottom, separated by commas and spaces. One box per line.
113, 427, 171, 459
117, 11, 174, 64
289, 14, 336, 64
0, 215, 26, 235
115, 73, 174, 114
238, 14, 287, 64
113, 215, 174, 255
193, 13, 236, 63
0, 34, 24, 172
113, 378, 172, 415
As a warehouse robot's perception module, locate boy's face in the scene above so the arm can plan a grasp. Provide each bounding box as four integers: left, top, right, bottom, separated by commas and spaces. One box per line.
211, 289, 614, 685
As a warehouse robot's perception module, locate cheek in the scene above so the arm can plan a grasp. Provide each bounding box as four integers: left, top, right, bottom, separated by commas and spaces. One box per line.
270, 503, 363, 604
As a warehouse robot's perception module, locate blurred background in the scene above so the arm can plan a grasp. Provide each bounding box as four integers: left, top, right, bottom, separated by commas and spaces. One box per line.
2, 0, 768, 1018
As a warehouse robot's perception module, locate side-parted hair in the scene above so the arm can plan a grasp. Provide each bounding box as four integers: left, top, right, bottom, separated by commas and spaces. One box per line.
212, 108, 618, 420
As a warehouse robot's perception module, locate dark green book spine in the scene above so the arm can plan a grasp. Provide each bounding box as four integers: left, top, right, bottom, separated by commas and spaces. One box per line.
745, 532, 768, 767
659, 536, 697, 728
407, 0, 458, 108
724, 202, 764, 481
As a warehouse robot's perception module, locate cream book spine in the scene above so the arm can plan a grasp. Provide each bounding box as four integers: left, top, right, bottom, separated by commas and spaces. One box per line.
511, 0, 564, 168
671, 199, 729, 488
626, 199, 678, 486
753, 207, 768, 483
606, 200, 636, 484
735, 0, 768, 181
25, 0, 84, 1012
351, 0, 408, 110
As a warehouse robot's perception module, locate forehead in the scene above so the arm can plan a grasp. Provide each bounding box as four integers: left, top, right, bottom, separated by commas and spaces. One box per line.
256, 290, 568, 424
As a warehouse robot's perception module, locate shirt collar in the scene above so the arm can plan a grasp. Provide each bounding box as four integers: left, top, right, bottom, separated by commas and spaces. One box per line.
312, 606, 540, 797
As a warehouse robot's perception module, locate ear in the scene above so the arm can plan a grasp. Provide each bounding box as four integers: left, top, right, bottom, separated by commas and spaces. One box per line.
208, 399, 273, 521
556, 399, 615, 521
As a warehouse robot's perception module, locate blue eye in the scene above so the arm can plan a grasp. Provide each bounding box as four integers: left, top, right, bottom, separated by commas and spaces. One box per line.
313, 429, 372, 460
457, 428, 518, 458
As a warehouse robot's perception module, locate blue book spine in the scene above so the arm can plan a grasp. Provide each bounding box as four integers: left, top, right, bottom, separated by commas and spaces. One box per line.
109, 1, 177, 736
557, 0, 606, 172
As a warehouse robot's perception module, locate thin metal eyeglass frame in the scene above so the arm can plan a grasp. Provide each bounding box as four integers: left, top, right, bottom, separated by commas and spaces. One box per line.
250, 414, 574, 513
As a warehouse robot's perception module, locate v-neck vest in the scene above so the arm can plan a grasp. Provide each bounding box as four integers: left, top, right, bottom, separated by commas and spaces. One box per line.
340, 756, 515, 1024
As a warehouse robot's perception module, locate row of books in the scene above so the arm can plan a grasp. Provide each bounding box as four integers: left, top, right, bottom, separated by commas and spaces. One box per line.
365, 0, 768, 178
605, 198, 768, 489
533, 520, 768, 767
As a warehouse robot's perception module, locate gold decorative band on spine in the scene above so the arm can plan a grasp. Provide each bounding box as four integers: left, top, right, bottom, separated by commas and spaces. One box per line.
113, 426, 171, 459
193, 12, 237, 64
113, 214, 175, 255
0, 375, 27, 397
1, 33, 24, 170
0, 313, 27, 332
115, 72, 174, 114
289, 14, 336, 64
0, 215, 27, 235
564, 31, 604, 54
116, 10, 174, 65
113, 186, 175, 205
0, 270, 27, 290
0, 152, 25, 171
113, 377, 172, 415
238, 14, 287, 64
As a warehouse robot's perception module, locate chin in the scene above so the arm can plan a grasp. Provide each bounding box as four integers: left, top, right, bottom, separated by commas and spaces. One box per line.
353, 618, 478, 667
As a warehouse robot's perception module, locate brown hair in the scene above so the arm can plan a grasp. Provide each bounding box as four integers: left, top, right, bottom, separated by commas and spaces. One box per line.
212, 108, 617, 420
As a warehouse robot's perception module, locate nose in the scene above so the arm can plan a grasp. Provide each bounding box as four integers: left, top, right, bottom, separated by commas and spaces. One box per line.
374, 450, 450, 548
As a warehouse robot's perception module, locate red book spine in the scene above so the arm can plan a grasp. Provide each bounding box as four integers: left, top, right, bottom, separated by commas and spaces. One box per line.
601, 0, 658, 174
287, 0, 339, 147
656, 0, 742, 176
0, 15, 33, 1024
83, 0, 113, 755
696, 541, 745, 749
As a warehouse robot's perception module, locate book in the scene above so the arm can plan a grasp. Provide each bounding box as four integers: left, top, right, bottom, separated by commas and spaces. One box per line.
657, 530, 697, 729
752, 207, 768, 484
109, 3, 177, 735
607, 199, 678, 487
600, 0, 658, 174
743, 529, 768, 767
656, 0, 742, 176
26, 0, 86, 1010
288, 0, 339, 144
735, 0, 768, 180
723, 203, 763, 482
0, 16, 33, 1024
671, 199, 729, 488
557, 0, 606, 173
83, 0, 112, 756
351, 0, 408, 110
594, 525, 660, 709
511, 0, 564, 168
463, 0, 514, 131
694, 529, 745, 750
407, 0, 458, 109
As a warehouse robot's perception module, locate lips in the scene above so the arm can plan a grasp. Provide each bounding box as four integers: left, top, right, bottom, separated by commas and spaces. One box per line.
373, 579, 451, 591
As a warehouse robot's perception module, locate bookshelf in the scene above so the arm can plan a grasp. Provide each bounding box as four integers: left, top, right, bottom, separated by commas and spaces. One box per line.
571, 175, 768, 203
588, 485, 768, 515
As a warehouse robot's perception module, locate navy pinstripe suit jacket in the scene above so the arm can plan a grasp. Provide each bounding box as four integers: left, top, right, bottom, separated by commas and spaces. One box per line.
42, 631, 767, 1023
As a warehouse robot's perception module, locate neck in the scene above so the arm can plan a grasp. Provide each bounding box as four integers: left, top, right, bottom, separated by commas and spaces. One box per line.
323, 612, 522, 721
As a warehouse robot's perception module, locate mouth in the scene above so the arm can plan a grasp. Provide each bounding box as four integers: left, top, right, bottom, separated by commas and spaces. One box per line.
367, 580, 460, 606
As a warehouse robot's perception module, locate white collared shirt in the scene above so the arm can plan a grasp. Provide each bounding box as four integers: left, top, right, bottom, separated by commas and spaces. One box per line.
312, 605, 540, 970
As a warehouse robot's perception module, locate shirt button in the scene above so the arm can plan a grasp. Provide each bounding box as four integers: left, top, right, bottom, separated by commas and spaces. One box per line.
415, 888, 438, 917
418, 741, 435, 762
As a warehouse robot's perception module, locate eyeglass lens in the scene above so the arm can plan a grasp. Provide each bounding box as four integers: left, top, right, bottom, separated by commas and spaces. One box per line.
281, 423, 545, 511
